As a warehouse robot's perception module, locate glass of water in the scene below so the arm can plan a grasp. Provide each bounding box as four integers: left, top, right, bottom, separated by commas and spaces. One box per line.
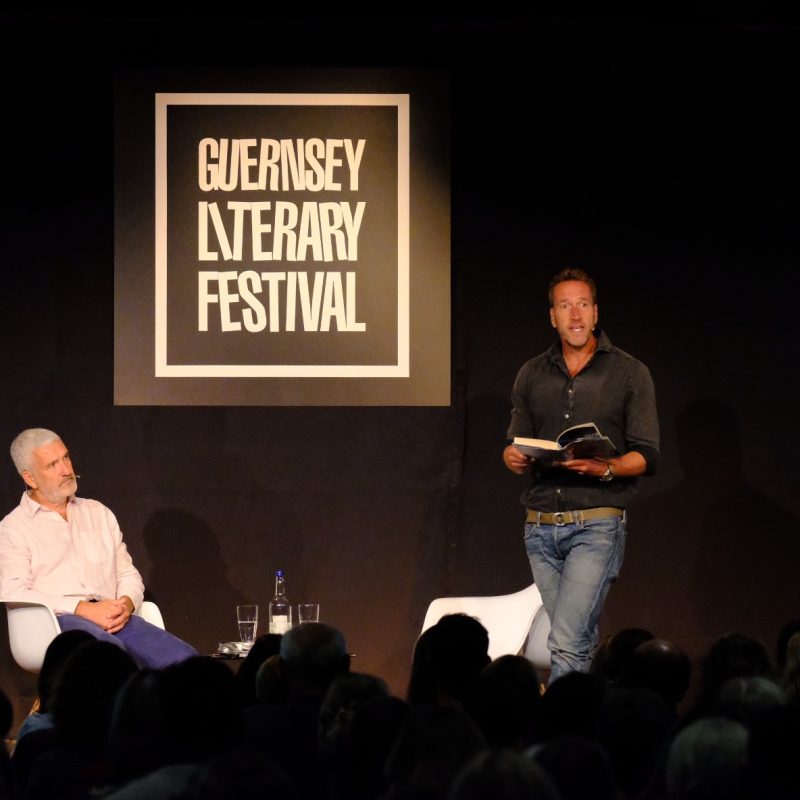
236, 604, 258, 653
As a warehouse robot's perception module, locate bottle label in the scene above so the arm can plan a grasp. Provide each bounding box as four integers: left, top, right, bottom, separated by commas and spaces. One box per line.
269, 615, 291, 634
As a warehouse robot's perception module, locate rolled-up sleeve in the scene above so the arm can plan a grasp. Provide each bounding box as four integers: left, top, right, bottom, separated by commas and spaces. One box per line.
624, 363, 660, 475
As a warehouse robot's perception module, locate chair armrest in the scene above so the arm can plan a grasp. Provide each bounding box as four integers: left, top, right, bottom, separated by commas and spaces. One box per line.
136, 600, 165, 630
1, 600, 61, 673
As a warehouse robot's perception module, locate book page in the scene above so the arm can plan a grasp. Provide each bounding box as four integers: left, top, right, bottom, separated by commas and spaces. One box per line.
513, 437, 559, 451
557, 422, 602, 447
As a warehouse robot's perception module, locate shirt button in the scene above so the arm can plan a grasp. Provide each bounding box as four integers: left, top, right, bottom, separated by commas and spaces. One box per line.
564, 413, 570, 419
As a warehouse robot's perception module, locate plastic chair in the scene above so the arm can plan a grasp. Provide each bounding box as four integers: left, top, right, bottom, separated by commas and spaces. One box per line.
1, 599, 165, 673
524, 604, 552, 675
420, 583, 551, 671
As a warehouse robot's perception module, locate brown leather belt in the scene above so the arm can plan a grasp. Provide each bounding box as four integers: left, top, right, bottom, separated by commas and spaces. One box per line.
526, 506, 624, 526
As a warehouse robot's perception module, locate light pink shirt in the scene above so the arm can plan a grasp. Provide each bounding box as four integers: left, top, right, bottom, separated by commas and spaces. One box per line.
0, 492, 145, 614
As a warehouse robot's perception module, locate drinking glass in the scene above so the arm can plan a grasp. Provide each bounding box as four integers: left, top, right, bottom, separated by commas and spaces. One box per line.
297, 603, 320, 624
236, 604, 258, 652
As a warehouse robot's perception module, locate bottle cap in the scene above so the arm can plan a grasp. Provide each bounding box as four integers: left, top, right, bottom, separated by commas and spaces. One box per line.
275, 569, 284, 577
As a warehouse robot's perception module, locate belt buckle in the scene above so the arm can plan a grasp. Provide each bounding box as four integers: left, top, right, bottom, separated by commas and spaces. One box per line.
553, 512, 566, 526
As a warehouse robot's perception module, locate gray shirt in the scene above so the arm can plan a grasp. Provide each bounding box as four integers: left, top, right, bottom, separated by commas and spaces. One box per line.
507, 329, 659, 512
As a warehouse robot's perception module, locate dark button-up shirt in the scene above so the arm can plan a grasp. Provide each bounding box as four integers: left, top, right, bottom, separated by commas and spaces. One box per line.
507, 329, 659, 512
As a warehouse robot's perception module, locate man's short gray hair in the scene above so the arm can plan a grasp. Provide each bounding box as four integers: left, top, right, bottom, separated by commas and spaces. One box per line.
10, 428, 62, 475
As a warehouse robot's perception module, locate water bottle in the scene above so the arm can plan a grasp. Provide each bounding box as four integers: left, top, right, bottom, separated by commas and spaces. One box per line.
268, 569, 292, 634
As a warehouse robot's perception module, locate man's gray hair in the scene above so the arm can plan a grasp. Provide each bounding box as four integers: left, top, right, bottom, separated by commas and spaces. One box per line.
10, 428, 62, 475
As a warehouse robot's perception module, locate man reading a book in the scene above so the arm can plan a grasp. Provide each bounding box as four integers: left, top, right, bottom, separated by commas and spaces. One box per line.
503, 268, 659, 683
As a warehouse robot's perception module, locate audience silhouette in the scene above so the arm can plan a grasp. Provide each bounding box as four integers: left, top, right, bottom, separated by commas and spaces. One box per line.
236, 632, 282, 707
241, 621, 351, 798
619, 638, 692, 712
449, 746, 559, 800
9, 629, 96, 794
383, 705, 486, 800
3, 614, 800, 800
1, 688, 13, 800
529, 736, 615, 800
462, 654, 542, 748
24, 640, 138, 800
686, 631, 775, 722
407, 614, 490, 709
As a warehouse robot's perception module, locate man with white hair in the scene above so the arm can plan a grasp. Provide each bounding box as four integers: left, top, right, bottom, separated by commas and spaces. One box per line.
0, 428, 197, 668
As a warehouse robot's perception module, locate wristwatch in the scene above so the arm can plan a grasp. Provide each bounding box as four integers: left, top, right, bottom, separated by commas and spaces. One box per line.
600, 463, 615, 482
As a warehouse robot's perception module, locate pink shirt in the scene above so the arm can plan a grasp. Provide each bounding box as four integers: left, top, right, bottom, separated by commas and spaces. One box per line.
0, 492, 145, 614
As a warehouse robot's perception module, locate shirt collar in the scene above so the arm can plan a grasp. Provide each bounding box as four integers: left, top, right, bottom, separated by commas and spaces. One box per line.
20, 490, 79, 517
548, 327, 613, 363
595, 328, 613, 352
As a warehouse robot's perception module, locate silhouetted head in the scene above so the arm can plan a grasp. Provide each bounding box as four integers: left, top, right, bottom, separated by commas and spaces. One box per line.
183, 749, 296, 799
50, 640, 138, 751
463, 654, 542, 748
237, 632, 282, 706
318, 672, 404, 799
748, 703, 800, 799
159, 655, 244, 762
407, 626, 438, 706
279, 622, 350, 697
385, 705, 487, 797
107, 668, 165, 783
450, 746, 560, 800
319, 671, 390, 748
530, 735, 616, 800
592, 627, 654, 685
715, 675, 787, 727
254, 654, 289, 704
700, 632, 773, 696
776, 618, 800, 669
596, 686, 675, 797
37, 629, 96, 713
536, 671, 606, 742
665, 717, 749, 799
782, 631, 800, 702
425, 613, 491, 705
622, 637, 692, 708
0, 688, 12, 739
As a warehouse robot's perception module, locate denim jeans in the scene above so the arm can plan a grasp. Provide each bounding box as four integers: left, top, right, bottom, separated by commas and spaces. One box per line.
524, 511, 626, 683
57, 613, 198, 669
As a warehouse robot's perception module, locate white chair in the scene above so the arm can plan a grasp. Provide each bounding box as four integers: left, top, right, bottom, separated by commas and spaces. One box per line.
1, 599, 165, 673
524, 604, 552, 674
420, 583, 551, 672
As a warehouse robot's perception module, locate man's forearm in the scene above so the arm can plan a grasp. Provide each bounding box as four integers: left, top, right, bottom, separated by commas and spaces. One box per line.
607, 451, 647, 478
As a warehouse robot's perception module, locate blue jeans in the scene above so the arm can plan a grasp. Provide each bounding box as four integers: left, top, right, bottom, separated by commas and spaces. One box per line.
524, 511, 626, 683
57, 613, 198, 669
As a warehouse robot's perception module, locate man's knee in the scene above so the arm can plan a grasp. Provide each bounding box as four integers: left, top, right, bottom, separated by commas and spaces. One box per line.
57, 614, 128, 650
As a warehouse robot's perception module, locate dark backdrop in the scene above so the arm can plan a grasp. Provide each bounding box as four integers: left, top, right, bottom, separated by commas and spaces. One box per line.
2, 12, 799, 729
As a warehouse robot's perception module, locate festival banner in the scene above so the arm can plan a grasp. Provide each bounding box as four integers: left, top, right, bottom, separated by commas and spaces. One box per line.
115, 70, 449, 405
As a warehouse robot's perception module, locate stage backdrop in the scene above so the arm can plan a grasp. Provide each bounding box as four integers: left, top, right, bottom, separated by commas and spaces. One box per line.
115, 69, 450, 405
3, 13, 800, 736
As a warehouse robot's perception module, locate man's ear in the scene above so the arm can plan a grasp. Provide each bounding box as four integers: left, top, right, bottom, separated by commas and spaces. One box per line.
21, 470, 37, 490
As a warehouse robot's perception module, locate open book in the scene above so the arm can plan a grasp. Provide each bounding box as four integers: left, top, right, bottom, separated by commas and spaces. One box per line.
512, 422, 619, 462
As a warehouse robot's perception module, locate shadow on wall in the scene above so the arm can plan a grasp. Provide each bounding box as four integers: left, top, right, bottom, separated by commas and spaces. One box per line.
142, 508, 241, 655
607, 397, 800, 669
457, 389, 537, 595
